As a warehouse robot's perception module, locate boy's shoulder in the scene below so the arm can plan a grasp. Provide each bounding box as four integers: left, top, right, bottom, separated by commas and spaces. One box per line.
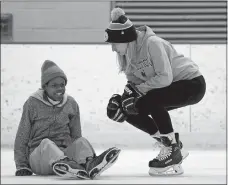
66, 95, 80, 112
23, 91, 79, 109
67, 95, 77, 102
21, 96, 39, 110
67, 95, 79, 106
25, 96, 37, 104
24, 96, 41, 106
27, 94, 79, 105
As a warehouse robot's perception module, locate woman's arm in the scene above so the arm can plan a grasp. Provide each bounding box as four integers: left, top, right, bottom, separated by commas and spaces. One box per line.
136, 40, 173, 94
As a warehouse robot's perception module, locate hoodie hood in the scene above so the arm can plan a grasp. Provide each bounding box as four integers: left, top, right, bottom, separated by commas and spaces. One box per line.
30, 89, 68, 107
136, 25, 156, 51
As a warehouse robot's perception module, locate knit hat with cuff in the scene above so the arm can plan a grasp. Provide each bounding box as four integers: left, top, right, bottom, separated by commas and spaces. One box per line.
41, 60, 67, 88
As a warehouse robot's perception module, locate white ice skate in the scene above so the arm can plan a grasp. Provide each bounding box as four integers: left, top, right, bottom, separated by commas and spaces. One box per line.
53, 161, 90, 180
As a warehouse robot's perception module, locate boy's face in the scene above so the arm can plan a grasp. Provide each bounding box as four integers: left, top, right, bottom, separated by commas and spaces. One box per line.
44, 77, 66, 101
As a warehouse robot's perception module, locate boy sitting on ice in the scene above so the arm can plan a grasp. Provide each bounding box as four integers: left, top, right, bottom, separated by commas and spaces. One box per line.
14, 60, 120, 179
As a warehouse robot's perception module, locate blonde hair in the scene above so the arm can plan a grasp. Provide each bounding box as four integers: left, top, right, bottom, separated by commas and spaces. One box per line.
116, 41, 137, 73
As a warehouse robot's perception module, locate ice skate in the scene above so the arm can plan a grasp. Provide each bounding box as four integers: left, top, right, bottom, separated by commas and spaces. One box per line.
153, 132, 189, 161
86, 147, 121, 179
174, 133, 189, 160
149, 162, 184, 176
149, 134, 184, 176
52, 157, 90, 179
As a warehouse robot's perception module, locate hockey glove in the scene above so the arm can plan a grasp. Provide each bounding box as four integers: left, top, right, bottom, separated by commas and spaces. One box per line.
15, 168, 33, 176
107, 94, 127, 122
121, 82, 143, 115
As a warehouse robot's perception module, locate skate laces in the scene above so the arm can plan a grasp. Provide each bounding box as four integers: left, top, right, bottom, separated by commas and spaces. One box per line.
154, 141, 163, 148
155, 145, 172, 161
58, 157, 84, 170
54, 157, 70, 165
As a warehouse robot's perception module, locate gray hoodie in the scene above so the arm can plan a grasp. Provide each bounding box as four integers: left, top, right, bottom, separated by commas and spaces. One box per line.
126, 26, 201, 94
14, 89, 82, 170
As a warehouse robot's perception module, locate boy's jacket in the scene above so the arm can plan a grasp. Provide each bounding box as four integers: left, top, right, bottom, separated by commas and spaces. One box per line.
14, 89, 82, 170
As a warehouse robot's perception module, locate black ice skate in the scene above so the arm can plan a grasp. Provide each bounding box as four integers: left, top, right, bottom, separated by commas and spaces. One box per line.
86, 147, 121, 179
149, 135, 183, 176
52, 157, 90, 179
153, 133, 189, 160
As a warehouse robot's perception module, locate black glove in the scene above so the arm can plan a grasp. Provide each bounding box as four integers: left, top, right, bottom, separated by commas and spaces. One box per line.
15, 168, 33, 176
107, 94, 127, 122
121, 82, 143, 115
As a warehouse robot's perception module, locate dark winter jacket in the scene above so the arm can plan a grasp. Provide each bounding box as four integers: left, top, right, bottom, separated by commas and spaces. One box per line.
14, 89, 82, 170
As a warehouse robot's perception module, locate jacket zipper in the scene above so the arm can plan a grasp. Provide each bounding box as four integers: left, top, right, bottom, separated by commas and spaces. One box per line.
48, 105, 56, 137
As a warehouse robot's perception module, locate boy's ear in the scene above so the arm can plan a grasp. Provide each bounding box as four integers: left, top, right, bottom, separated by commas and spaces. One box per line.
42, 83, 48, 90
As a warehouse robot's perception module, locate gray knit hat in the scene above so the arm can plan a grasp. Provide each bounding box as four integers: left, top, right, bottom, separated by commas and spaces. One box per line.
41, 60, 67, 88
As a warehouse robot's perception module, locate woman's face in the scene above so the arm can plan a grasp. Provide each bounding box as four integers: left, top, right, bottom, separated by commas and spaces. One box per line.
111, 43, 128, 56
44, 77, 66, 101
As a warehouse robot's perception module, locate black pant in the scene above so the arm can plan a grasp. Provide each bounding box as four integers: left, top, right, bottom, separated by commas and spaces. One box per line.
126, 75, 206, 135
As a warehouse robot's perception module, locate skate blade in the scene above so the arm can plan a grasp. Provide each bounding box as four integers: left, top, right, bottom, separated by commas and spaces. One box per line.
149, 153, 187, 176
90, 148, 121, 179
53, 163, 90, 180
149, 164, 184, 176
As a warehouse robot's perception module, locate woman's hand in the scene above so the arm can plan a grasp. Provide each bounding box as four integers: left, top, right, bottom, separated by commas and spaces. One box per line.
121, 82, 143, 115
107, 94, 127, 122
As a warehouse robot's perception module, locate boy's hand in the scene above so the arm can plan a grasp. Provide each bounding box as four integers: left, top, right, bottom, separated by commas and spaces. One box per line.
15, 168, 33, 176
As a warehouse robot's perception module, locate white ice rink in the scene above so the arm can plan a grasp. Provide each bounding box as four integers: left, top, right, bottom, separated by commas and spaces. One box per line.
1, 45, 227, 184
1, 148, 226, 184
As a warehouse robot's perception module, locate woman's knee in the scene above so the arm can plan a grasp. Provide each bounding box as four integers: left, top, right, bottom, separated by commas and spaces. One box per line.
136, 97, 160, 114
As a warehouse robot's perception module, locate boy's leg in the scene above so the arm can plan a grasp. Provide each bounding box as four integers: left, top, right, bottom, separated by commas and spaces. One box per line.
85, 147, 121, 179
29, 138, 65, 175
30, 138, 89, 179
64, 137, 96, 165
64, 137, 120, 179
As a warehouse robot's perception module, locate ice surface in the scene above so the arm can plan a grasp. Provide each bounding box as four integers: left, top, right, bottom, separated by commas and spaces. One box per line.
1, 148, 226, 184
1, 44, 227, 183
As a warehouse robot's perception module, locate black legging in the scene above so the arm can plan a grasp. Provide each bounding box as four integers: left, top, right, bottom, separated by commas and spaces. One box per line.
126, 75, 206, 135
